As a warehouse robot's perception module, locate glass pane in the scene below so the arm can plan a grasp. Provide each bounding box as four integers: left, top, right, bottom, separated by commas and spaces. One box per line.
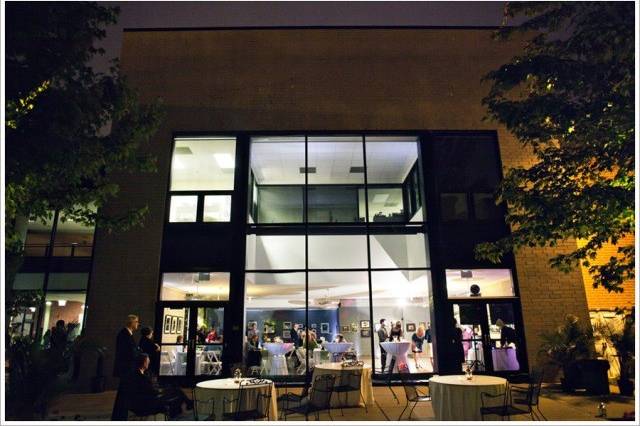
453, 303, 486, 372
203, 195, 231, 222
244, 272, 306, 377
370, 233, 429, 269
23, 212, 55, 256
486, 303, 521, 371
169, 195, 198, 222
245, 235, 305, 270
308, 235, 368, 269
161, 272, 230, 301
446, 269, 515, 298
473, 192, 502, 221
440, 193, 468, 221
365, 136, 420, 224
257, 186, 303, 223
309, 271, 370, 365
371, 270, 433, 374
160, 307, 189, 376
12, 273, 45, 290
171, 137, 236, 191
367, 187, 405, 222
249, 136, 305, 224
53, 208, 96, 257
47, 273, 89, 290
42, 292, 87, 344
307, 136, 364, 223
196, 307, 225, 376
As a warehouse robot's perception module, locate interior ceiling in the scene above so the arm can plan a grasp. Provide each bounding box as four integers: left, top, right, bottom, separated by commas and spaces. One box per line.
250, 137, 418, 185
445, 269, 513, 296
171, 137, 236, 190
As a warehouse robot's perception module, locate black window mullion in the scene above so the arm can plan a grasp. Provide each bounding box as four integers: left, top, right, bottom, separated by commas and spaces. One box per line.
362, 135, 377, 375
304, 134, 310, 379
196, 194, 204, 222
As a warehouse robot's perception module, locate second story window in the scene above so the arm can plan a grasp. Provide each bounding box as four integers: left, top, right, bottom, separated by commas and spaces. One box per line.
168, 136, 236, 223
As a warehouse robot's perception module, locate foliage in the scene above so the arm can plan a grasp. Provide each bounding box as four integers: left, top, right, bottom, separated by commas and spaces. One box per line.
476, 2, 635, 292
5, 2, 164, 261
539, 314, 595, 369
594, 308, 635, 380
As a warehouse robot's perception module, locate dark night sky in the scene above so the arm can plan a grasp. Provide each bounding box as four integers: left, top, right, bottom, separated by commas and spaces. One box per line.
95, 1, 509, 70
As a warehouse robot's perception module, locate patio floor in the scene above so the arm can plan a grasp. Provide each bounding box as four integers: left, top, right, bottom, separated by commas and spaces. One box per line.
45, 383, 635, 421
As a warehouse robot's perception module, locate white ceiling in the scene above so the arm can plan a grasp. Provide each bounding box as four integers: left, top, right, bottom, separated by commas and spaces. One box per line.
445, 269, 514, 297
171, 137, 236, 191
250, 136, 418, 185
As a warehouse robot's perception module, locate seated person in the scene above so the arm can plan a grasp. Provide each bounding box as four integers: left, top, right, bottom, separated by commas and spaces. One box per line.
301, 331, 319, 351
121, 353, 192, 418
205, 328, 219, 343
245, 334, 263, 368
333, 334, 347, 343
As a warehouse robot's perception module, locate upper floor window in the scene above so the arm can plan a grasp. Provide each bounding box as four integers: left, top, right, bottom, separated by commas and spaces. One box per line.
171, 137, 236, 191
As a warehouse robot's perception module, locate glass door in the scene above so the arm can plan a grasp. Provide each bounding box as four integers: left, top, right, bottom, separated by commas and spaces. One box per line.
156, 303, 227, 378
452, 301, 522, 373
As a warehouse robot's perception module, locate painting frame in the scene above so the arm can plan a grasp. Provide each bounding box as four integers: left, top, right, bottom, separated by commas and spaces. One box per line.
360, 329, 371, 338
283, 321, 292, 330
350, 322, 358, 332
177, 317, 184, 334
320, 323, 330, 334
247, 321, 258, 331
164, 315, 172, 334
311, 323, 318, 331
170, 316, 178, 334
282, 330, 291, 339
360, 320, 370, 329
406, 322, 416, 332
341, 325, 350, 333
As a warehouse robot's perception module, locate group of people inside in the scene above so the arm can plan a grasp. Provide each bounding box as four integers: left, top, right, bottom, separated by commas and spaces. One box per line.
377, 318, 433, 373
111, 315, 192, 420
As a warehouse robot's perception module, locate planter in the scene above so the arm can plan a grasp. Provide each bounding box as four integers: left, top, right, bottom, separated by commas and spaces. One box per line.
618, 378, 634, 396
563, 359, 610, 395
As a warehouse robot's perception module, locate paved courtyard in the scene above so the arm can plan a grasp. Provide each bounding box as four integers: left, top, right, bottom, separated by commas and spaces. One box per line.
45, 383, 635, 422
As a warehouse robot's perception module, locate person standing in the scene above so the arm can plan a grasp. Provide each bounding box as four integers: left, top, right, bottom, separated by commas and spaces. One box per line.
390, 320, 404, 341
377, 319, 390, 373
112, 314, 141, 420
139, 326, 160, 376
451, 318, 465, 371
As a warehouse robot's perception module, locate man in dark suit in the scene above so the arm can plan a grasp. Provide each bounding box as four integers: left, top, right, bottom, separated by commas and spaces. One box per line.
111, 314, 140, 420
139, 326, 160, 376
377, 319, 390, 373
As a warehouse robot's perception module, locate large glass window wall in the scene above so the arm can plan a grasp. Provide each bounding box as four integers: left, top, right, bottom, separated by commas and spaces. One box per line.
244, 134, 432, 379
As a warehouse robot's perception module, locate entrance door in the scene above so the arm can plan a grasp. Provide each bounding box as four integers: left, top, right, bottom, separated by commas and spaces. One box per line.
452, 301, 523, 373
156, 303, 227, 379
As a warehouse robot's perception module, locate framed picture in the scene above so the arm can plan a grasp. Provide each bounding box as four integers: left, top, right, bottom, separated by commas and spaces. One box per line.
320, 323, 330, 333
419, 322, 427, 330
406, 323, 416, 332
177, 317, 184, 333
360, 320, 370, 329
171, 316, 178, 334
341, 325, 350, 333
164, 315, 172, 334
360, 329, 371, 338
264, 323, 275, 334
311, 323, 318, 330
350, 322, 358, 332
283, 321, 292, 330
282, 330, 291, 339
247, 321, 257, 330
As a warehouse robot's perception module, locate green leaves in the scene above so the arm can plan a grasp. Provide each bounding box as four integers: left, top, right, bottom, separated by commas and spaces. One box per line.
477, 2, 635, 292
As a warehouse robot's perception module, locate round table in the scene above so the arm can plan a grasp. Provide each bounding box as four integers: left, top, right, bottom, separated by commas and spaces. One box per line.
380, 341, 413, 372
491, 347, 520, 371
263, 343, 294, 375
195, 378, 278, 420
430, 375, 507, 421
312, 362, 374, 407
323, 342, 353, 362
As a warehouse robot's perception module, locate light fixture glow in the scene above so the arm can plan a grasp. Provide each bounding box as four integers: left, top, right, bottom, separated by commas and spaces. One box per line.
173, 159, 185, 170
58, 300, 67, 307
214, 153, 235, 169
46, 301, 52, 306
29, 307, 36, 312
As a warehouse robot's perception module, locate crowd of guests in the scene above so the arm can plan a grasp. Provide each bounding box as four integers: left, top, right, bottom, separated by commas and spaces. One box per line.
377, 318, 433, 373
111, 314, 192, 420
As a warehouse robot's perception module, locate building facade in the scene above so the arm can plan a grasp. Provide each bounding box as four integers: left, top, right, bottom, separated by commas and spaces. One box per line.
12, 27, 632, 388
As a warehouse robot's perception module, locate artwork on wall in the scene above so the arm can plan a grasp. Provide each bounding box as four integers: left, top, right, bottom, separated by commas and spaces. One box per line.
406, 323, 416, 332
360, 320, 370, 329
177, 317, 184, 334
171, 316, 178, 334
419, 322, 427, 330
282, 330, 291, 339
320, 323, 330, 334
264, 320, 275, 334
311, 323, 318, 330
283, 322, 292, 330
360, 329, 371, 338
341, 325, 350, 333
164, 315, 172, 334
247, 321, 257, 330
350, 322, 358, 332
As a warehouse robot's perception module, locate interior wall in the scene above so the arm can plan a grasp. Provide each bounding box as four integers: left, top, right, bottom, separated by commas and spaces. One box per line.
162, 308, 186, 344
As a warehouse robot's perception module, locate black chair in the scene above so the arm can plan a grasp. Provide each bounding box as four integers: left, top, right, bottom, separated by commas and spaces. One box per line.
192, 388, 216, 421
282, 374, 336, 421
222, 380, 272, 421
397, 366, 431, 420
333, 368, 367, 415
510, 368, 547, 421
277, 374, 312, 419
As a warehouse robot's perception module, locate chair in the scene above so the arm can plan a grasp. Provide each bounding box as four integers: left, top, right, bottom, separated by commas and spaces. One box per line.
296, 348, 308, 375
159, 351, 174, 375
192, 388, 216, 421
200, 350, 223, 375
277, 373, 312, 420
397, 365, 431, 420
333, 368, 367, 415
282, 374, 335, 421
480, 381, 539, 421
222, 380, 272, 421
510, 367, 547, 420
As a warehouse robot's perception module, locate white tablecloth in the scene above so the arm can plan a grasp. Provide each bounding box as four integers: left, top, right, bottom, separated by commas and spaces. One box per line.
263, 343, 294, 375
195, 378, 278, 420
492, 347, 520, 371
380, 341, 413, 372
430, 375, 507, 421
312, 362, 374, 407
323, 342, 353, 361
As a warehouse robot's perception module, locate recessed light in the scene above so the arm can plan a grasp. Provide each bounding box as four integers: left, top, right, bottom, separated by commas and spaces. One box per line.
58, 300, 67, 307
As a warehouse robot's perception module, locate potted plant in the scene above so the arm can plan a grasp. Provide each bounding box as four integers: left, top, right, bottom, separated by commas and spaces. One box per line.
596, 309, 635, 396
539, 314, 609, 393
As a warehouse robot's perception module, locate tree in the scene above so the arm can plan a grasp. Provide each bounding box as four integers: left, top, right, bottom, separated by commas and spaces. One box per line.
476, 2, 635, 293
5, 3, 164, 291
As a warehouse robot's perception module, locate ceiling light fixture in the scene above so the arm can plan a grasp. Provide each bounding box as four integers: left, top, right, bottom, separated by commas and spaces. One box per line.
214, 153, 235, 169
46, 301, 52, 306
58, 300, 67, 307
29, 307, 36, 312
